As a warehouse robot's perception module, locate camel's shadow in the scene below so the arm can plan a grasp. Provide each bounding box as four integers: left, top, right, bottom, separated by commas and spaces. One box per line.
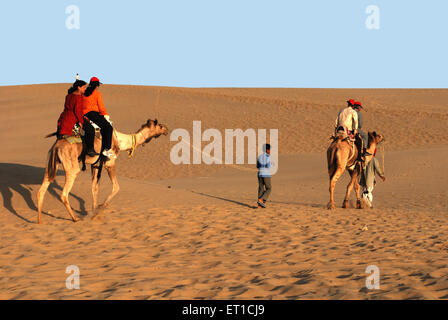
0, 163, 87, 223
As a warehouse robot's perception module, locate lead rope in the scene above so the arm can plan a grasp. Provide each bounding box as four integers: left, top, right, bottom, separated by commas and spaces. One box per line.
178, 90, 259, 173
128, 134, 136, 158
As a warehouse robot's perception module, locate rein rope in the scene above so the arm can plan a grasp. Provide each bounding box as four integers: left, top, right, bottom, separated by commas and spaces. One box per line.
128, 134, 136, 158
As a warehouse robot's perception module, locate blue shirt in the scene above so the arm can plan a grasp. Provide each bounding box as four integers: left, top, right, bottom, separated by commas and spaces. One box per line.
257, 153, 272, 177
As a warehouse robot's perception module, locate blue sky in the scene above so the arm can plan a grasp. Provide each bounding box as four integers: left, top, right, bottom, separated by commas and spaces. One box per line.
0, 0, 446, 88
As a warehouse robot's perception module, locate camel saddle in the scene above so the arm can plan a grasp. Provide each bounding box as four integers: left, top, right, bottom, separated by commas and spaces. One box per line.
330, 130, 365, 165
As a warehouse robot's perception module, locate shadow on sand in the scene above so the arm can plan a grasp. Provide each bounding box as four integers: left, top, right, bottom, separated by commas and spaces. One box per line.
269, 200, 325, 209
190, 191, 258, 209
0, 163, 87, 223
190, 191, 324, 210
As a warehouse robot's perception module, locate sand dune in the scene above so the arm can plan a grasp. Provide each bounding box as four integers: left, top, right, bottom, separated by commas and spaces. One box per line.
0, 84, 447, 299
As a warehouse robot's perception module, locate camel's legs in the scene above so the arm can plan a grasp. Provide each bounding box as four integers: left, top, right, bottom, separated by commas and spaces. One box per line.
37, 173, 52, 224
328, 165, 346, 209
342, 171, 354, 208
100, 165, 120, 209
91, 167, 100, 213
56, 147, 82, 222
60, 171, 80, 222
352, 169, 362, 209
343, 170, 359, 209
342, 167, 363, 209
353, 180, 361, 209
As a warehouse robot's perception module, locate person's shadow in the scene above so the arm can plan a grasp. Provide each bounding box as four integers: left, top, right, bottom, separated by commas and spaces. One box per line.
191, 191, 257, 209
0, 163, 87, 223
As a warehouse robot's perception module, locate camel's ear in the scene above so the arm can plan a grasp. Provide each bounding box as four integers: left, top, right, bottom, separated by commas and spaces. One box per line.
372, 131, 377, 137
154, 119, 158, 126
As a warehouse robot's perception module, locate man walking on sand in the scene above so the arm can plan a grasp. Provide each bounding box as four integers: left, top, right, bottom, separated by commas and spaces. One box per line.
360, 153, 386, 208
257, 144, 272, 208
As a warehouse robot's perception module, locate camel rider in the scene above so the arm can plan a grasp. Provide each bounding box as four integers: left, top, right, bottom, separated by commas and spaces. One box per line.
57, 80, 87, 138
335, 99, 358, 139
82, 77, 116, 159
335, 99, 367, 162
353, 101, 367, 146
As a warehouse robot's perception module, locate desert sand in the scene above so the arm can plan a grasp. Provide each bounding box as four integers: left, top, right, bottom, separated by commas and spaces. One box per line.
0, 84, 447, 299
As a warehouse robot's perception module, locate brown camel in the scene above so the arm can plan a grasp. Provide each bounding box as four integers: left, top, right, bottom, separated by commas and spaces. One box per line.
327, 131, 384, 210
37, 119, 168, 224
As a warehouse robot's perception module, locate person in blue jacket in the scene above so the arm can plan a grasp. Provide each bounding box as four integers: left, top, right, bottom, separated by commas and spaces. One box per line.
257, 144, 272, 208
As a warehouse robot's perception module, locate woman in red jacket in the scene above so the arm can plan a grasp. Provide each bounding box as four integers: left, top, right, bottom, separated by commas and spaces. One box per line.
57, 80, 88, 138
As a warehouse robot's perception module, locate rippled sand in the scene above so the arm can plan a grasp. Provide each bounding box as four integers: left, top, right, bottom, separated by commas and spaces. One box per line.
0, 85, 447, 299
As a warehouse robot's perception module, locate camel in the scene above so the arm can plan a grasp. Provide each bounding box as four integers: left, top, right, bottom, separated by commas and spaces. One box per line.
327, 131, 384, 210
37, 119, 168, 224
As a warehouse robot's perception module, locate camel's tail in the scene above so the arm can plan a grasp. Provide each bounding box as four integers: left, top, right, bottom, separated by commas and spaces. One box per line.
328, 143, 338, 173
45, 132, 58, 138
47, 142, 58, 182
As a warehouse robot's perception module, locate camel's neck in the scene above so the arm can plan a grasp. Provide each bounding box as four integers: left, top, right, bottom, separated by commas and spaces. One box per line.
114, 129, 156, 152
114, 130, 140, 152
364, 141, 377, 164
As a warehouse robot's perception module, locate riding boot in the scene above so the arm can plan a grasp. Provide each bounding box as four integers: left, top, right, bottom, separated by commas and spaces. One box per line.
87, 149, 99, 157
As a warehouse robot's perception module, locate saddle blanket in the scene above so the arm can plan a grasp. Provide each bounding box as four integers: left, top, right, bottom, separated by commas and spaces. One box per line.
64, 135, 82, 144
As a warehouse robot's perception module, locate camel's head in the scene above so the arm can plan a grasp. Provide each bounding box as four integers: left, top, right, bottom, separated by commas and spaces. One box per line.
137, 119, 169, 144
368, 131, 385, 146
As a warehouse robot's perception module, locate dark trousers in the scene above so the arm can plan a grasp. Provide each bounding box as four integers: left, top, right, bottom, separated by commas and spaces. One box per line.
83, 111, 113, 151
358, 129, 368, 146
355, 133, 365, 161
258, 176, 272, 201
